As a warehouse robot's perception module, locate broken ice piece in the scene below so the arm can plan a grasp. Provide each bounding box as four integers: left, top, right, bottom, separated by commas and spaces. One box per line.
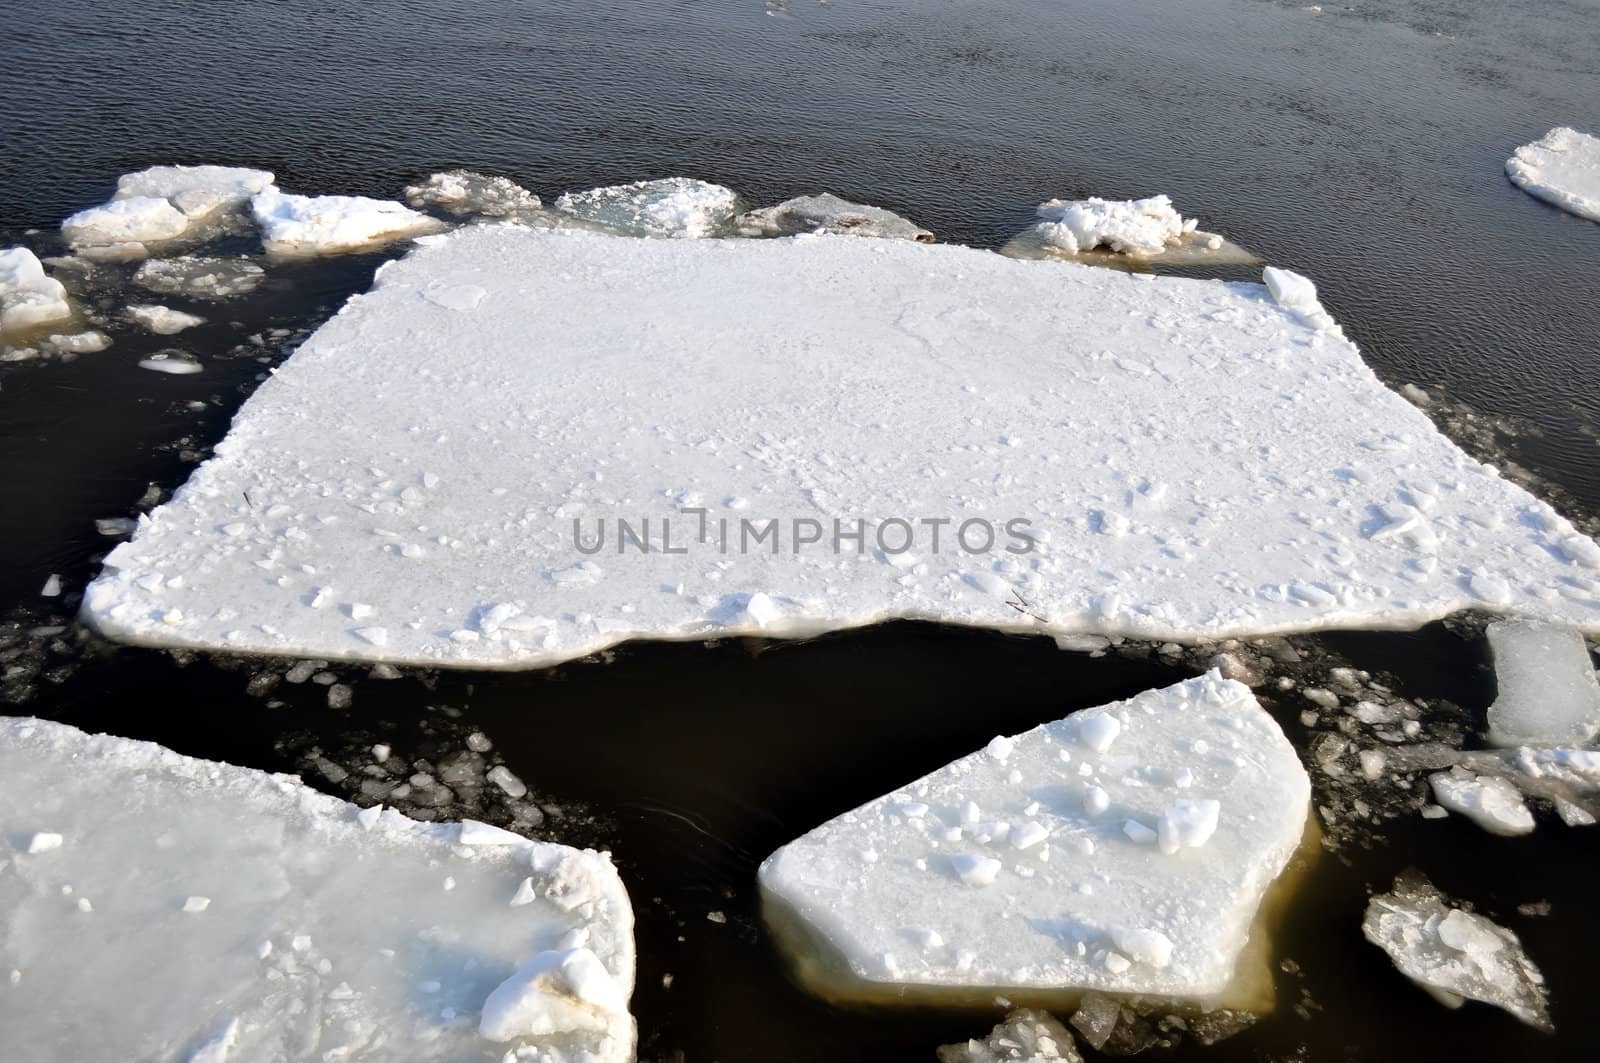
1363, 871, 1551, 1030
937, 1008, 1083, 1063
1428, 769, 1536, 836
1485, 619, 1600, 748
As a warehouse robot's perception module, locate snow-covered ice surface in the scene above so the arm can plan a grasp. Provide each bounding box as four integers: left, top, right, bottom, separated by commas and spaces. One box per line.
0, 716, 635, 1063
1362, 871, 1550, 1030
404, 171, 543, 218
1485, 619, 1600, 748
80, 226, 1600, 669
251, 190, 447, 256
759, 673, 1310, 1006
937, 1009, 1083, 1063
61, 166, 274, 256
1505, 127, 1600, 222
0, 248, 73, 336
553, 178, 740, 237
734, 193, 934, 241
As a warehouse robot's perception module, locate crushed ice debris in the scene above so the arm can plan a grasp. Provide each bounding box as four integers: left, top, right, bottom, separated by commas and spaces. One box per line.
553, 178, 740, 238
403, 170, 541, 218
0, 248, 74, 336
0, 716, 635, 1061
759, 673, 1309, 1004
62, 166, 274, 256
1029, 194, 1196, 255
81, 227, 1600, 669
132, 256, 264, 299
1363, 871, 1551, 1030
734, 192, 934, 241
1485, 619, 1600, 748
1505, 126, 1600, 223
251, 190, 446, 256
937, 1008, 1083, 1063
1427, 768, 1535, 836
127, 304, 206, 335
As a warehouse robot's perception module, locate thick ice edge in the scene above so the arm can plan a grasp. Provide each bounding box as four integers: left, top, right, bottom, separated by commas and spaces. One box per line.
82, 226, 1600, 670
0, 716, 635, 1062
758, 672, 1311, 1005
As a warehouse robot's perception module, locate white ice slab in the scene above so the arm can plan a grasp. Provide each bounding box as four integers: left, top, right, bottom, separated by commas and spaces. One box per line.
128, 304, 207, 335
0, 248, 73, 335
1485, 619, 1600, 748
1363, 872, 1550, 1030
759, 672, 1309, 1004
0, 716, 635, 1063
1030, 195, 1195, 256
116, 165, 277, 219
80, 226, 1600, 668
734, 193, 933, 241
251, 190, 447, 256
553, 178, 739, 237
1506, 127, 1600, 223
60, 166, 274, 255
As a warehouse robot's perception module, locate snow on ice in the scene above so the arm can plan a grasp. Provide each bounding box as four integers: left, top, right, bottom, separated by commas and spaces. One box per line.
734, 193, 934, 241
1485, 619, 1600, 748
0, 716, 635, 1063
251, 190, 447, 256
80, 226, 1600, 669
1363, 871, 1550, 1030
759, 673, 1310, 1005
0, 248, 74, 336
553, 178, 740, 237
1505, 127, 1600, 223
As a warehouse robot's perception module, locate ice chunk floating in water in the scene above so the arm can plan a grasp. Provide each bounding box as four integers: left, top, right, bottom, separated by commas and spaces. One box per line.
251, 190, 446, 256
0, 716, 635, 1062
1505, 127, 1600, 223
553, 177, 740, 237
734, 192, 934, 241
61, 165, 275, 257
0, 248, 73, 335
404, 170, 542, 218
1485, 619, 1600, 748
82, 227, 1600, 669
1030, 195, 1195, 256
1363, 871, 1550, 1031
759, 673, 1310, 1006
938, 1009, 1082, 1063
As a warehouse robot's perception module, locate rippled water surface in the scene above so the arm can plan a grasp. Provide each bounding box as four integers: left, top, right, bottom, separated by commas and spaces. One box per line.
2, 1, 1598, 1060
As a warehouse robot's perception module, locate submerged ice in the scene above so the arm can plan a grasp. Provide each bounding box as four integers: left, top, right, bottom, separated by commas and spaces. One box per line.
1485, 619, 1600, 748
0, 716, 635, 1062
80, 226, 1600, 669
553, 177, 740, 237
759, 673, 1310, 1004
734, 192, 934, 241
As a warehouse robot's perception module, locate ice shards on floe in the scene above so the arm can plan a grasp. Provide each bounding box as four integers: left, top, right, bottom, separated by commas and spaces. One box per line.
0, 716, 635, 1062
1363, 871, 1550, 1030
759, 672, 1310, 1005
404, 171, 542, 218
1505, 127, 1600, 223
734, 192, 934, 241
81, 227, 1600, 670
553, 177, 740, 238
1485, 619, 1600, 748
0, 248, 74, 335
251, 190, 447, 256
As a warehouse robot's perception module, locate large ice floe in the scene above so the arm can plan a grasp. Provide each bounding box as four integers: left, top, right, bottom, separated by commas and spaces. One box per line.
552, 177, 740, 237
0, 248, 74, 336
61, 165, 275, 258
1505, 127, 1600, 223
251, 190, 447, 256
0, 716, 635, 1062
1363, 871, 1550, 1030
760, 673, 1310, 1007
81, 225, 1600, 668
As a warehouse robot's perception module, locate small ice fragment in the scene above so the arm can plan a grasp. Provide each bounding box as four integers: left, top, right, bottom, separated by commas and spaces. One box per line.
1110, 927, 1174, 968
487, 765, 528, 798
26, 832, 64, 854
183, 896, 211, 913
949, 854, 1003, 886
1078, 714, 1121, 753
1157, 799, 1221, 854
138, 351, 203, 375
40, 574, 62, 598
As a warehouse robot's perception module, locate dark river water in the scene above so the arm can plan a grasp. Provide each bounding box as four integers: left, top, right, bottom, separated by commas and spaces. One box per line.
2, 0, 1598, 1060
